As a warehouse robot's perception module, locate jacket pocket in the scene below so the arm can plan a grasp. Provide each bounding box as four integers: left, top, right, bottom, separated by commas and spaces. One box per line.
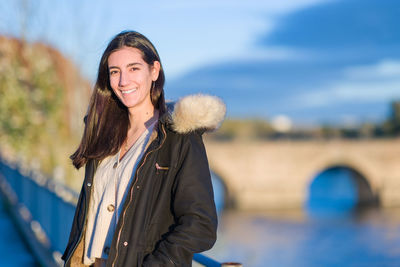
144, 223, 162, 252
137, 251, 144, 266
155, 163, 169, 175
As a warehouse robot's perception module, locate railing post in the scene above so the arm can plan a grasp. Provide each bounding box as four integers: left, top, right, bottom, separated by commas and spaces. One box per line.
221, 263, 243, 267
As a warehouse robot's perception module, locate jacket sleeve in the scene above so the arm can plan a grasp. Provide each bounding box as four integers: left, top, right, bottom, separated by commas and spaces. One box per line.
143, 133, 218, 267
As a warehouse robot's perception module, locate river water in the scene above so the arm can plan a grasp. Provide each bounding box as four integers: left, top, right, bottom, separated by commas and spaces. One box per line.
206, 170, 400, 266
204, 208, 400, 267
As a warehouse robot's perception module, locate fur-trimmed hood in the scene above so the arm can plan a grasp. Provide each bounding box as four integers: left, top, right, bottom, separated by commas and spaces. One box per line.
167, 94, 226, 134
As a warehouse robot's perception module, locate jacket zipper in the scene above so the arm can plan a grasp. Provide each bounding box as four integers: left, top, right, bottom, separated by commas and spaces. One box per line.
111, 124, 167, 267
65, 162, 97, 266
65, 214, 86, 266
162, 250, 177, 266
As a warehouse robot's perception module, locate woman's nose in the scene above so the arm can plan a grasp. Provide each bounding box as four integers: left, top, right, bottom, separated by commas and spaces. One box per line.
119, 71, 129, 87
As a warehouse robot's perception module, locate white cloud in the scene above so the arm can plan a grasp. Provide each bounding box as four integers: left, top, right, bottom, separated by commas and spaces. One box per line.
298, 80, 400, 108
344, 60, 400, 79
296, 60, 400, 109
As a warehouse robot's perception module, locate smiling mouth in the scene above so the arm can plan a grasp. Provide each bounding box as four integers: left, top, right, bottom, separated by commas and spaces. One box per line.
121, 89, 137, 94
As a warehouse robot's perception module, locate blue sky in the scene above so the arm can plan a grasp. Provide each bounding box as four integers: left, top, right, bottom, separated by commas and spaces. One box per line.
166, 0, 400, 123
1, 0, 399, 124
0, 0, 327, 79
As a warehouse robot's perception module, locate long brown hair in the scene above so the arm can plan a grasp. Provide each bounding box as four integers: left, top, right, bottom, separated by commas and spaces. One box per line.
71, 31, 166, 169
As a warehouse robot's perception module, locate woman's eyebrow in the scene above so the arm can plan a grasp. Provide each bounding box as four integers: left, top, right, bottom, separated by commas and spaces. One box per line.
127, 62, 143, 67
109, 62, 143, 69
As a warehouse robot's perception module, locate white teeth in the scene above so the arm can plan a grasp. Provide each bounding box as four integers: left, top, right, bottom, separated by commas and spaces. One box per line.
121, 89, 136, 94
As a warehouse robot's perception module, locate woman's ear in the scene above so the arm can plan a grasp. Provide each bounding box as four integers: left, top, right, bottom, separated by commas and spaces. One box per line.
152, 61, 161, 81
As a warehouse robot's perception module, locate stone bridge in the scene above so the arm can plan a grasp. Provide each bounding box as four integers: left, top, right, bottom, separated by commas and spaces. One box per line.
204, 138, 400, 211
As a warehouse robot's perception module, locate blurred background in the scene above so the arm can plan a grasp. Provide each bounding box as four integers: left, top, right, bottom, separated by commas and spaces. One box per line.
0, 0, 399, 266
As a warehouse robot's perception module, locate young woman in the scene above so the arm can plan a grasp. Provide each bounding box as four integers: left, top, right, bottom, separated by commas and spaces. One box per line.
62, 31, 225, 267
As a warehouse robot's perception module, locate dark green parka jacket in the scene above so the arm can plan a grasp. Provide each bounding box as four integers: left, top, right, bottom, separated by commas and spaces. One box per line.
62, 95, 225, 267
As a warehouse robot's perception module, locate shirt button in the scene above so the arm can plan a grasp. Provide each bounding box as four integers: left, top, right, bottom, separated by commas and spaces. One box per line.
103, 246, 110, 255
136, 185, 140, 189
87, 182, 92, 187
123, 241, 128, 246
107, 204, 115, 212
113, 162, 118, 169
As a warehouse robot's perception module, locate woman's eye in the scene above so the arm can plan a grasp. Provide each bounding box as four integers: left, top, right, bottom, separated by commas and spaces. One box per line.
130, 67, 139, 71
109, 70, 118, 75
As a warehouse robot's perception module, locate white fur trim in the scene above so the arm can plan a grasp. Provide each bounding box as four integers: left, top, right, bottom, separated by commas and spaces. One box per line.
171, 94, 226, 134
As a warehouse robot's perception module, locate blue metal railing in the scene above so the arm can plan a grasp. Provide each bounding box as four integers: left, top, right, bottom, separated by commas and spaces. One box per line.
0, 158, 76, 254
194, 253, 222, 267
0, 157, 224, 266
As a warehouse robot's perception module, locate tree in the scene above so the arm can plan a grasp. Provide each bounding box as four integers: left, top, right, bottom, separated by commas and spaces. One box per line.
387, 100, 400, 136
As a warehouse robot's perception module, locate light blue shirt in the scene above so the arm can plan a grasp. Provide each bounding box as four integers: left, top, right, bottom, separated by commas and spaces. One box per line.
84, 122, 156, 264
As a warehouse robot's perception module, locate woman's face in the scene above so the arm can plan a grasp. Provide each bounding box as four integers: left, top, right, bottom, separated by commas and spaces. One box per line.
108, 46, 160, 111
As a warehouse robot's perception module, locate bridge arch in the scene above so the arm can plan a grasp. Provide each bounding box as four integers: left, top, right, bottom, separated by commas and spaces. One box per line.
210, 169, 235, 211
306, 163, 379, 214
303, 154, 382, 197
